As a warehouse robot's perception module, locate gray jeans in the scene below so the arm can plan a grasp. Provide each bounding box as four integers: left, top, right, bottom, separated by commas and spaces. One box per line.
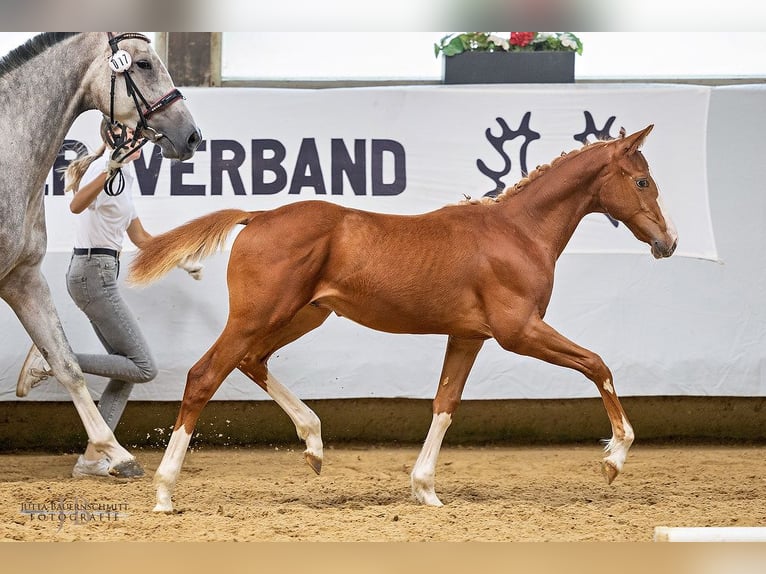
66, 253, 158, 432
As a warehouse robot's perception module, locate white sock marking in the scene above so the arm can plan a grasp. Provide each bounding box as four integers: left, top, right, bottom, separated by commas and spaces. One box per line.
604, 415, 635, 472
264, 372, 323, 460
411, 412, 452, 507
153, 427, 192, 512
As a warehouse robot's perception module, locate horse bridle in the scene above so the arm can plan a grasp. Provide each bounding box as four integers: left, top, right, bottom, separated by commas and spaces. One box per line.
104, 32, 185, 195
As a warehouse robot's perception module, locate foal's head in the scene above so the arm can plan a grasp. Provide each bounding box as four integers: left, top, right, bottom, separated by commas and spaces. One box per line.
597, 125, 678, 259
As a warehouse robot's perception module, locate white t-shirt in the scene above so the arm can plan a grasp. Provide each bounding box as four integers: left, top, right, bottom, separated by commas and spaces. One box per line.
73, 150, 138, 252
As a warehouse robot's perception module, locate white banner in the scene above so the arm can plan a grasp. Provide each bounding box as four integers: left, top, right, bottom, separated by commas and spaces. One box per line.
43, 85, 717, 260
2, 84, 732, 402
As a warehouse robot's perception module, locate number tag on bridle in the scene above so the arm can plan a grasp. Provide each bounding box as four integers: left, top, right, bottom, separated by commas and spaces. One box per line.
108, 49, 132, 73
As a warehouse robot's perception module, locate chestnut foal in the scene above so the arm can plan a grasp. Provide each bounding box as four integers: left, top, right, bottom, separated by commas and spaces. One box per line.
130, 125, 677, 511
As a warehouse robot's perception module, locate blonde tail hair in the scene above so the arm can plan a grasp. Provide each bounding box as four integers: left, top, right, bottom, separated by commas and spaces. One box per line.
128, 209, 254, 285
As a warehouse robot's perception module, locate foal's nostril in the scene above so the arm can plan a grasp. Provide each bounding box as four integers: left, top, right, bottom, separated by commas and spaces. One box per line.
187, 128, 202, 151
653, 237, 677, 258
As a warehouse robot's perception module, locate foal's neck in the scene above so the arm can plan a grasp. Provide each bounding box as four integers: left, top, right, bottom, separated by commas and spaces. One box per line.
499, 149, 605, 259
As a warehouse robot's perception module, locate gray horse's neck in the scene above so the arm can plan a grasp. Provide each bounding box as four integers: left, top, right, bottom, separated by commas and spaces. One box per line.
0, 33, 101, 196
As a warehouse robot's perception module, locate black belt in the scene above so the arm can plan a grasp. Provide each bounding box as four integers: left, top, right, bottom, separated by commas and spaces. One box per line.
73, 248, 120, 258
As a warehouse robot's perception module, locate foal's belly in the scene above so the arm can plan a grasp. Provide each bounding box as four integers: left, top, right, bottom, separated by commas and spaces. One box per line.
311, 291, 491, 338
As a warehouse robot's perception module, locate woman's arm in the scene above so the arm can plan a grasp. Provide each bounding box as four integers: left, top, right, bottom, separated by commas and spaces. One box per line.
70, 143, 141, 214
69, 170, 108, 214
126, 217, 153, 249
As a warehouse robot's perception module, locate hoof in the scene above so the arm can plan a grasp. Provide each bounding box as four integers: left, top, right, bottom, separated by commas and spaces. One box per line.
305, 451, 322, 475
412, 489, 444, 507
109, 459, 145, 479
152, 503, 174, 513
601, 460, 619, 485
411, 476, 444, 507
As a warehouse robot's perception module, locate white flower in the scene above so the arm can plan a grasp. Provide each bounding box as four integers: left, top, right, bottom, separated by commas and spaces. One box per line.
559, 33, 577, 50
488, 34, 510, 51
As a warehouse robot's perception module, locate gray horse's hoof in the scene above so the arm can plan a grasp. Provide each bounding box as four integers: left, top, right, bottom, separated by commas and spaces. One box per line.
109, 459, 145, 478
305, 451, 322, 475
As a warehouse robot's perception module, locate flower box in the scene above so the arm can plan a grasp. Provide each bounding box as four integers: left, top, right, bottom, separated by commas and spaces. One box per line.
442, 51, 575, 84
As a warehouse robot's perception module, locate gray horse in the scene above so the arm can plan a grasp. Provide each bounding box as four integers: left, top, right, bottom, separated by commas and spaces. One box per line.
0, 33, 201, 477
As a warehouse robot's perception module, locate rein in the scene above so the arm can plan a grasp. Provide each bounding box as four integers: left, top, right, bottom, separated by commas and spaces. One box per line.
104, 32, 185, 195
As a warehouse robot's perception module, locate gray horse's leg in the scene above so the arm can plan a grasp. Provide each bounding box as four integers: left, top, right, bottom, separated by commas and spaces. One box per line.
2, 266, 143, 477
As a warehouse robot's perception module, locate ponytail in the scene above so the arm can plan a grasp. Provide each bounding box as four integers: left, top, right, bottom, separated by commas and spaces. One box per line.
63, 143, 106, 194
62, 116, 114, 194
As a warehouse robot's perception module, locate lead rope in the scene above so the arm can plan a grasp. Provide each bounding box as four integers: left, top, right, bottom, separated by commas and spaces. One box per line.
102, 116, 148, 196
103, 71, 125, 196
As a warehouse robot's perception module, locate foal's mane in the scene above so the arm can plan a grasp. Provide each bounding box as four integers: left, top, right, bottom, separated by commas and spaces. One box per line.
0, 33, 80, 79
461, 138, 611, 206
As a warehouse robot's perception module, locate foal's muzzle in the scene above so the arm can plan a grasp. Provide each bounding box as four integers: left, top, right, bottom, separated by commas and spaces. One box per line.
651, 237, 677, 259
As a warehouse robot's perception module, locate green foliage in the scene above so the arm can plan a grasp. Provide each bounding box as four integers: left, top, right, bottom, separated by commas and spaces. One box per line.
434, 32, 584, 58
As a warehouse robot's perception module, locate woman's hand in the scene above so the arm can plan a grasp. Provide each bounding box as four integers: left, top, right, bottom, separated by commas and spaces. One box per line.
177, 256, 204, 280
112, 126, 143, 164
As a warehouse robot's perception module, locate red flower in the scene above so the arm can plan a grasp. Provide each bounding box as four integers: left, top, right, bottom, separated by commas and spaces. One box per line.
510, 32, 535, 47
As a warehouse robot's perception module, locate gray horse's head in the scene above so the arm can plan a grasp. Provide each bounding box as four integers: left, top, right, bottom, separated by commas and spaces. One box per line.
87, 33, 201, 161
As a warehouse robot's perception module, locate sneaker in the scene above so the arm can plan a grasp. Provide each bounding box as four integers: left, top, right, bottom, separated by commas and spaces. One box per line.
16, 344, 53, 398
72, 455, 111, 478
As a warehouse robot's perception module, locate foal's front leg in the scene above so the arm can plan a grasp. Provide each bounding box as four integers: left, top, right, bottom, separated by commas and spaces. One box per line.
501, 317, 634, 483
411, 336, 483, 506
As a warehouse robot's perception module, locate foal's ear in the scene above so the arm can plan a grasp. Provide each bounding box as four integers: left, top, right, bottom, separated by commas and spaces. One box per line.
619, 124, 654, 155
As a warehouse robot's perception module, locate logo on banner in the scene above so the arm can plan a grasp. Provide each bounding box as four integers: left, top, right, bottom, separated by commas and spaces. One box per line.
575, 111, 618, 144
476, 111, 621, 226
477, 112, 540, 196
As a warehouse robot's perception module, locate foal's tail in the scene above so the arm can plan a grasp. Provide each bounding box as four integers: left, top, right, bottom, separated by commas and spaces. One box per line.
128, 209, 254, 285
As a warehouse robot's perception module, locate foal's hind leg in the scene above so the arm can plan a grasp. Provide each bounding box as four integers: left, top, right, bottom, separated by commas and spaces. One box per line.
501, 317, 634, 484
1, 267, 142, 477
238, 305, 332, 475
411, 336, 484, 506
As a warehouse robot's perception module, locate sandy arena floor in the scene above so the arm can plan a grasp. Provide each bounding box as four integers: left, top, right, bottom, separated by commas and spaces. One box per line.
0, 443, 764, 542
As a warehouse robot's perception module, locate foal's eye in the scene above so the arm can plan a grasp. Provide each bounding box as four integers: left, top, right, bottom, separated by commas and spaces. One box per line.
636, 178, 650, 189
136, 60, 153, 70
